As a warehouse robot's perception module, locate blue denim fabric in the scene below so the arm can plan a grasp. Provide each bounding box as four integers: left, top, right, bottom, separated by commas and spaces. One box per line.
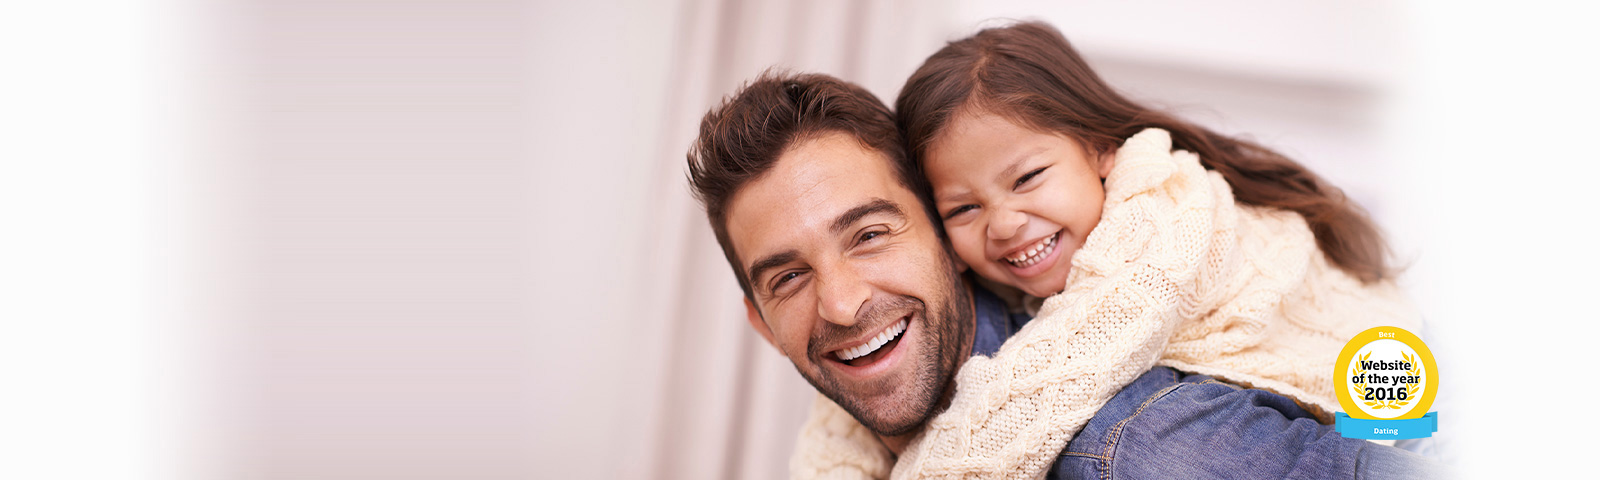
968, 283, 1030, 358
1049, 367, 1447, 479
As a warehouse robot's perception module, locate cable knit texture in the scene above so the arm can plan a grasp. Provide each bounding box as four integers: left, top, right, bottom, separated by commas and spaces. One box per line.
788, 129, 1420, 479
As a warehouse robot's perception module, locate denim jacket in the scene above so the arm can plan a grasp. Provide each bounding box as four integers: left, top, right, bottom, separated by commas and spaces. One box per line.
969, 285, 1445, 479
1049, 367, 1445, 479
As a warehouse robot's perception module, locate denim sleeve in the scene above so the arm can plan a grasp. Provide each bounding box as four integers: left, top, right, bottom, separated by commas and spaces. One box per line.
1060, 378, 1447, 479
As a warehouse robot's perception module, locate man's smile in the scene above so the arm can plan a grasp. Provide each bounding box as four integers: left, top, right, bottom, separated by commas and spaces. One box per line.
824, 312, 915, 374
834, 316, 908, 363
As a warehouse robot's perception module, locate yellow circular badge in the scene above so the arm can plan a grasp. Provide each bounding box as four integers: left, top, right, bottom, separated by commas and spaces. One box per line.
1334, 326, 1437, 420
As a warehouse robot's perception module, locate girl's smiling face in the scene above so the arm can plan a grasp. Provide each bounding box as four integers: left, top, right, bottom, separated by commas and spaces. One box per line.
922, 109, 1115, 298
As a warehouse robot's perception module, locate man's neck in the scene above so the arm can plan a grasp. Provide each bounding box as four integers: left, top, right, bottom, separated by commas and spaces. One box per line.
877, 278, 979, 456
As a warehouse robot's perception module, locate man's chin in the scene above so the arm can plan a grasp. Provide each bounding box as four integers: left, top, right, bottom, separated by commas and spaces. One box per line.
812, 362, 946, 437
828, 390, 932, 437
800, 279, 970, 438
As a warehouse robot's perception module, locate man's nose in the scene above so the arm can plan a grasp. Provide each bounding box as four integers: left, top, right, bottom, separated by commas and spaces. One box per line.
814, 263, 869, 327
987, 206, 1026, 241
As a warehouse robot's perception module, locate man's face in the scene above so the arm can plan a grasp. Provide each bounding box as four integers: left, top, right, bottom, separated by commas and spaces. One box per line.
726, 131, 973, 436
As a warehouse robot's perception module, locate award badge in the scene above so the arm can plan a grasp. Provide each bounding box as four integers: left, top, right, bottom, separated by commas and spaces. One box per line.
1333, 326, 1439, 439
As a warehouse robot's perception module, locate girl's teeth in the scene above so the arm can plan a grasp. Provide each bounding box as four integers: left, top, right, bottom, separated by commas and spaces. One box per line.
1005, 233, 1059, 267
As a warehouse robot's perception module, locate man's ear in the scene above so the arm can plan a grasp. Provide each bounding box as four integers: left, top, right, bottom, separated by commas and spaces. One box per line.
1095, 147, 1117, 178
744, 297, 779, 350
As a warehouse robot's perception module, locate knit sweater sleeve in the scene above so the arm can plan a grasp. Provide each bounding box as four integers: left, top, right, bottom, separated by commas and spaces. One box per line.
886, 128, 1231, 479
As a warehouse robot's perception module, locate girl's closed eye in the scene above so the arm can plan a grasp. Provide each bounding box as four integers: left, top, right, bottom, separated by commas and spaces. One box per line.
944, 204, 977, 220
1015, 167, 1047, 189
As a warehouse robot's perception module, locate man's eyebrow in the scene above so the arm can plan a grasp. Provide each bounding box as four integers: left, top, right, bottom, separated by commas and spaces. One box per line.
747, 250, 800, 289
830, 198, 905, 235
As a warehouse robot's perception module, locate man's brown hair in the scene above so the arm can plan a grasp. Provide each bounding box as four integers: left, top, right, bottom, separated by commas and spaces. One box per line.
687, 71, 938, 301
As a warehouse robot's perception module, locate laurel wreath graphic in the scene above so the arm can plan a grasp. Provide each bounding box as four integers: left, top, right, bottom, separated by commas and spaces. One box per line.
1349, 351, 1425, 410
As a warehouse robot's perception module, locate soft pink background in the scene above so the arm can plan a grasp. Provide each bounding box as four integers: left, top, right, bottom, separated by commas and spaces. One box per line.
3, 1, 1596, 479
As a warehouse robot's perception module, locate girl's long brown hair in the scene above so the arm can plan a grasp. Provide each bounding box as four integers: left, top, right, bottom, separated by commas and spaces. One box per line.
896, 21, 1391, 283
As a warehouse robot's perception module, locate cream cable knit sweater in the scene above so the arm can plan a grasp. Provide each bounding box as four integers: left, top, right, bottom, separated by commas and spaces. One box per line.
789, 129, 1420, 479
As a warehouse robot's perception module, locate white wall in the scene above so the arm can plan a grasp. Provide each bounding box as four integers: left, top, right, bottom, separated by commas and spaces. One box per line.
1386, 3, 1600, 477
0, 3, 161, 479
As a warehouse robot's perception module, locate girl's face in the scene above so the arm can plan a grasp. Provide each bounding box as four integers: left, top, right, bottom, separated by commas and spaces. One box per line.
922, 110, 1115, 298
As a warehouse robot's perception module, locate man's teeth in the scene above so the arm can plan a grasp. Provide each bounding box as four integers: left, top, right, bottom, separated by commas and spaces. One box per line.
1005, 233, 1058, 268
835, 318, 908, 361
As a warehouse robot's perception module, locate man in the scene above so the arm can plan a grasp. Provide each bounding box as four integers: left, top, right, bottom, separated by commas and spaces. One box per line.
686, 71, 1441, 478
686, 72, 970, 452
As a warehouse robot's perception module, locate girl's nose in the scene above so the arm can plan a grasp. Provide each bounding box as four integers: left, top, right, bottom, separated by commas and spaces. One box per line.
987, 207, 1025, 241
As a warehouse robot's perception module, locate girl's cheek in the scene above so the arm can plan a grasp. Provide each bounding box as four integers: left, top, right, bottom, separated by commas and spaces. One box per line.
953, 229, 986, 271
938, 221, 973, 272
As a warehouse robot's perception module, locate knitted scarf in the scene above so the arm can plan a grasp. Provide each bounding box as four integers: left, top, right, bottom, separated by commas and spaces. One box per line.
789, 129, 1420, 479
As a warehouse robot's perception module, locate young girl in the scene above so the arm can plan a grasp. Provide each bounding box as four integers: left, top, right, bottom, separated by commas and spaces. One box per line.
793, 21, 1422, 479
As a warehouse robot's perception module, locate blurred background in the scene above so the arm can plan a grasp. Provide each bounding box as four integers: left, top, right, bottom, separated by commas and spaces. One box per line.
3, 1, 1597, 479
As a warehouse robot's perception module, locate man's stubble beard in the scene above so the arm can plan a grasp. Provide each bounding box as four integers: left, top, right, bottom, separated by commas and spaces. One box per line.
797, 256, 974, 437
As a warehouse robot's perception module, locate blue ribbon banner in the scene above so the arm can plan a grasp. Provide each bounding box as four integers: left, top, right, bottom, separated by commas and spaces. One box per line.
1335, 412, 1437, 440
